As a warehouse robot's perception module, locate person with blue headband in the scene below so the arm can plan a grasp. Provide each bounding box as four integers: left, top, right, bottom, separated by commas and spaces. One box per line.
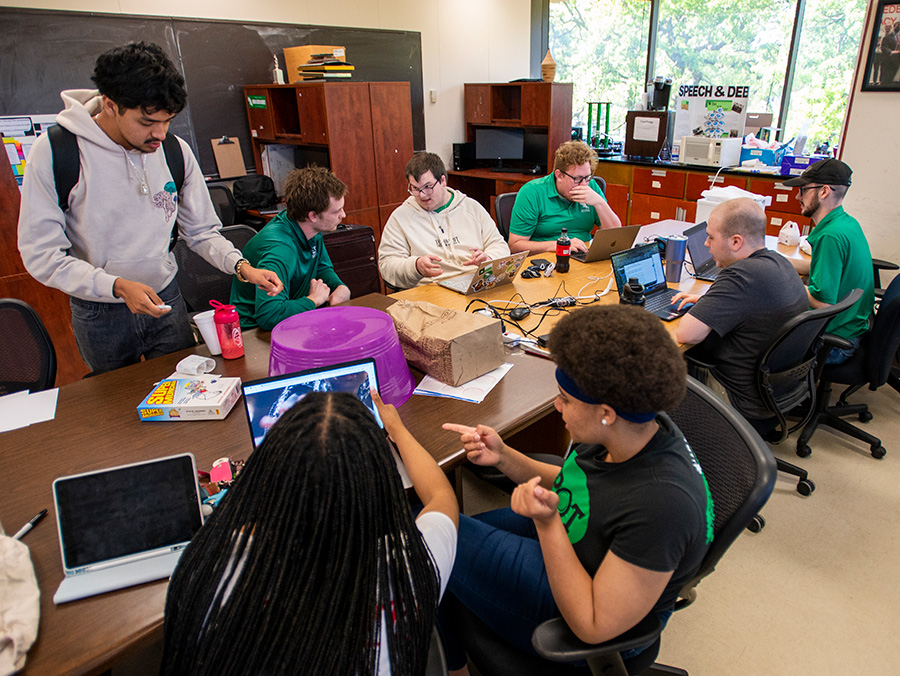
441, 305, 714, 673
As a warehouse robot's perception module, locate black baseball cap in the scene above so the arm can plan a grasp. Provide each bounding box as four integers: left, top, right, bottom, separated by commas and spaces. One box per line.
782, 158, 852, 187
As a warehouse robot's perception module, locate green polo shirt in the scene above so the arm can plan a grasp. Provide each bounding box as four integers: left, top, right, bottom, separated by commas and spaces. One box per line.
230, 211, 344, 331
509, 173, 606, 242
807, 205, 874, 340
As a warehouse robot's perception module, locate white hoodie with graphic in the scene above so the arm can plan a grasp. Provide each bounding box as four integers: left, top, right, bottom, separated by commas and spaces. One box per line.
377, 189, 510, 289
17, 89, 241, 302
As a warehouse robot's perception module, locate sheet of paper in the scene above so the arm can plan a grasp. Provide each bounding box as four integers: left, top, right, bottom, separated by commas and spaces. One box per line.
633, 117, 661, 142
413, 363, 513, 403
0, 388, 59, 432
24, 388, 59, 425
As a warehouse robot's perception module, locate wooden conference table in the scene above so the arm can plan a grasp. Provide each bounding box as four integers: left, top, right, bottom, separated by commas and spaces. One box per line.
1, 223, 806, 675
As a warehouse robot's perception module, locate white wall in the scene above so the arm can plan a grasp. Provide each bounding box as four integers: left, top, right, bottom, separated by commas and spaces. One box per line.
4, 0, 533, 165
841, 0, 900, 272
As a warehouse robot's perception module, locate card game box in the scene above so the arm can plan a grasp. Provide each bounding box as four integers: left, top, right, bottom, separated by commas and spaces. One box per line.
137, 377, 241, 421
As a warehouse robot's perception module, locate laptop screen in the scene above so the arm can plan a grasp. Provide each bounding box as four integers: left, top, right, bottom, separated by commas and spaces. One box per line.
242, 359, 382, 449
684, 221, 714, 271
610, 242, 668, 295
54, 454, 201, 571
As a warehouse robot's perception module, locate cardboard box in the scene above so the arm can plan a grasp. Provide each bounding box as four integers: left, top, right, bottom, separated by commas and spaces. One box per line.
386, 300, 505, 387
137, 377, 242, 421
780, 154, 827, 177
283, 45, 346, 83
740, 146, 784, 167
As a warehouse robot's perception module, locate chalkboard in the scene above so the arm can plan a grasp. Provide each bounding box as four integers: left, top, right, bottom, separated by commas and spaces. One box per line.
0, 8, 425, 177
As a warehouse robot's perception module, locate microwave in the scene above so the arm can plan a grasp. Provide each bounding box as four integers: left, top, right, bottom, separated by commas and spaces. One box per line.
679, 137, 742, 167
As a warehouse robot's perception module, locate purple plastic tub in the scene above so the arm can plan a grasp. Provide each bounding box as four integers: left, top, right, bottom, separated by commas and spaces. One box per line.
269, 306, 415, 406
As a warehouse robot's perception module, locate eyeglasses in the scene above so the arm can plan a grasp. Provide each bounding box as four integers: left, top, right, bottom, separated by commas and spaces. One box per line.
408, 180, 440, 195
797, 185, 824, 195
558, 169, 593, 185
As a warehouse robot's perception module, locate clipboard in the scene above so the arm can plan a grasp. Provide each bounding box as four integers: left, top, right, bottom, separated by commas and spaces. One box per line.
211, 136, 247, 179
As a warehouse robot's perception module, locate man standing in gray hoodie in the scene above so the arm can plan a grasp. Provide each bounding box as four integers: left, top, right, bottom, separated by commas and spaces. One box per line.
17, 42, 282, 373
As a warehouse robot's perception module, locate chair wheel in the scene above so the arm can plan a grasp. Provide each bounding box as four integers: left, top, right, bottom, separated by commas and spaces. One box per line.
859, 411, 873, 423
796, 444, 812, 458
797, 479, 815, 496
746, 515, 765, 533
871, 445, 887, 459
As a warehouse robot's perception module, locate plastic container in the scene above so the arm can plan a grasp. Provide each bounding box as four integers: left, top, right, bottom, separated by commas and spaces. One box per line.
269, 306, 415, 407
556, 227, 570, 274
210, 300, 244, 359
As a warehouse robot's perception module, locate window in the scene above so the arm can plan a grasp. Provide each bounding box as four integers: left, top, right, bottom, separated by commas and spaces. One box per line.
549, 0, 866, 149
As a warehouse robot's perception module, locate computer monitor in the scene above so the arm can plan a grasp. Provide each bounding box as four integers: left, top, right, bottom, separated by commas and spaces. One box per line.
475, 128, 524, 171
523, 132, 548, 172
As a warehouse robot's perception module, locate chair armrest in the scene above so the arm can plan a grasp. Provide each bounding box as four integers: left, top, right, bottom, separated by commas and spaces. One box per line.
872, 258, 899, 272
822, 332, 854, 351
683, 345, 716, 371
532, 613, 662, 663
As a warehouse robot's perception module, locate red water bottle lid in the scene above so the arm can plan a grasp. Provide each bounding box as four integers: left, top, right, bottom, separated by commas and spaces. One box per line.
210, 299, 239, 324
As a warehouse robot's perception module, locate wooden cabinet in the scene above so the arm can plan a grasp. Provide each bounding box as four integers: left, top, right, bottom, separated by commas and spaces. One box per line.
633, 167, 686, 200
631, 193, 696, 226
243, 82, 414, 238
765, 210, 812, 237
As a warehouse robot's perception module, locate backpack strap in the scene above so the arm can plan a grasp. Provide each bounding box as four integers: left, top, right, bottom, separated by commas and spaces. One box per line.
48, 124, 79, 212
161, 132, 184, 251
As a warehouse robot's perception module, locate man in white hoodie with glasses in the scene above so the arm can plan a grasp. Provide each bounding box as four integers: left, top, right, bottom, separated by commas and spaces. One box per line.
378, 152, 510, 290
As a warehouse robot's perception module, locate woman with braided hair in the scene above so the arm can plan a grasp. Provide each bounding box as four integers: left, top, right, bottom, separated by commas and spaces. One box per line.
160, 390, 458, 676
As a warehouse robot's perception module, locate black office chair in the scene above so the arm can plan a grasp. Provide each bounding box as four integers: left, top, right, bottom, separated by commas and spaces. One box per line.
173, 225, 259, 313
593, 175, 608, 195
452, 377, 777, 676
208, 184, 237, 226
494, 192, 516, 241
797, 276, 900, 459
684, 289, 862, 499
872, 258, 898, 300
0, 298, 57, 395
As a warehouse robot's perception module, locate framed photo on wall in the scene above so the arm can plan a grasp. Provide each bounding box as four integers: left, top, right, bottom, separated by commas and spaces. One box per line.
863, 1, 900, 91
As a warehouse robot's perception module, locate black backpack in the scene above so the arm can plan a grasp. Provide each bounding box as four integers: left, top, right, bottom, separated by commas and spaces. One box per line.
47, 124, 185, 249
232, 174, 277, 212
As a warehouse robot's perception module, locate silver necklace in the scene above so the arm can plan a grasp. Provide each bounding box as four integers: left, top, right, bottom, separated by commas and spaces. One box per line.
125, 152, 149, 195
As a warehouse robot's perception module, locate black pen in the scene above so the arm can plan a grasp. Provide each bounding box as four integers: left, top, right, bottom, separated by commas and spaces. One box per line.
12, 509, 47, 540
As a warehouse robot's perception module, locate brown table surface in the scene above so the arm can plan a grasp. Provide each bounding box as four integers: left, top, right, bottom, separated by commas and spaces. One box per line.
3, 227, 804, 675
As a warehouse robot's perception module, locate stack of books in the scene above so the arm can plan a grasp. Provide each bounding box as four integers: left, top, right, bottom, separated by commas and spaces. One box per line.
297, 53, 355, 81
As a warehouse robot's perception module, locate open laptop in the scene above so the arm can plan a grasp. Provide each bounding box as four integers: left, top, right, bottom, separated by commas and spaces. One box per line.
571, 225, 641, 263
684, 221, 721, 282
610, 242, 692, 322
437, 251, 529, 295
241, 359, 412, 487
52, 453, 203, 604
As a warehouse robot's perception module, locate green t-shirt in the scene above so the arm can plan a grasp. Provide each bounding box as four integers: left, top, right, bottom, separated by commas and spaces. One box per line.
509, 173, 606, 242
807, 205, 874, 340
230, 211, 344, 331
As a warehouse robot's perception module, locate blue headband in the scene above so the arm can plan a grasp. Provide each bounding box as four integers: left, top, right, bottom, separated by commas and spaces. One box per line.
555, 367, 657, 424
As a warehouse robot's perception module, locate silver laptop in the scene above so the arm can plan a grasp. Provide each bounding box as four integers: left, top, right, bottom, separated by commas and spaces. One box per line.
684, 221, 721, 282
52, 453, 203, 604
241, 359, 412, 487
571, 225, 641, 263
437, 251, 529, 295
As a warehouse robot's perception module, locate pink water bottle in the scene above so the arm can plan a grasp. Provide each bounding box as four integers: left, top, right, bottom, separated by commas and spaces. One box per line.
210, 300, 244, 359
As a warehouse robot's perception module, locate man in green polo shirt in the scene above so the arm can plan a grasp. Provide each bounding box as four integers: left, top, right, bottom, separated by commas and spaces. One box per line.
783, 159, 874, 364
508, 140, 621, 255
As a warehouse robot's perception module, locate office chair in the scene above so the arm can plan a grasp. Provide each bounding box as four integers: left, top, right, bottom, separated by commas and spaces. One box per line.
684, 289, 862, 499
0, 298, 57, 395
494, 192, 516, 241
451, 377, 777, 676
797, 276, 900, 459
208, 184, 237, 226
872, 258, 898, 300
173, 225, 259, 313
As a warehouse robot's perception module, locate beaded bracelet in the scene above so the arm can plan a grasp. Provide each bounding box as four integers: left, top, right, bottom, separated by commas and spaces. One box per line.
235, 258, 250, 283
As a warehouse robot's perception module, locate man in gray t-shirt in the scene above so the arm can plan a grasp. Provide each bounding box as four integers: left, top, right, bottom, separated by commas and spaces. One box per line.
672, 198, 808, 420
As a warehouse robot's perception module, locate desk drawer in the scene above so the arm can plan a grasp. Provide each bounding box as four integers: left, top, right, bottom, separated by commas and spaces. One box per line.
495, 178, 529, 194
750, 179, 803, 215
633, 168, 686, 198
685, 172, 747, 201
631, 194, 695, 226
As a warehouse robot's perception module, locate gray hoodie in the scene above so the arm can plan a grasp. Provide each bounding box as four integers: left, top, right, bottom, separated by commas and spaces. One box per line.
17, 89, 241, 302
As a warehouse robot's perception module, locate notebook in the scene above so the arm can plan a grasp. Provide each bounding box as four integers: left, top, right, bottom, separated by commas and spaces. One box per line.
437, 251, 529, 295
571, 225, 641, 263
610, 242, 692, 322
683, 221, 721, 282
52, 453, 203, 604
241, 359, 412, 487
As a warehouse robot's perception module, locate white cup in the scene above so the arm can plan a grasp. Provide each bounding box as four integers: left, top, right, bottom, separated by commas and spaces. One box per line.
193, 310, 222, 355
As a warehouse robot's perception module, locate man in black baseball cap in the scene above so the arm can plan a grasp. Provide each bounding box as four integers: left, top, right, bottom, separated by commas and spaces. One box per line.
784, 158, 874, 364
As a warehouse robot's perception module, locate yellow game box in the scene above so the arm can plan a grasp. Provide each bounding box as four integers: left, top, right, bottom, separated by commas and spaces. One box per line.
137, 377, 242, 421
